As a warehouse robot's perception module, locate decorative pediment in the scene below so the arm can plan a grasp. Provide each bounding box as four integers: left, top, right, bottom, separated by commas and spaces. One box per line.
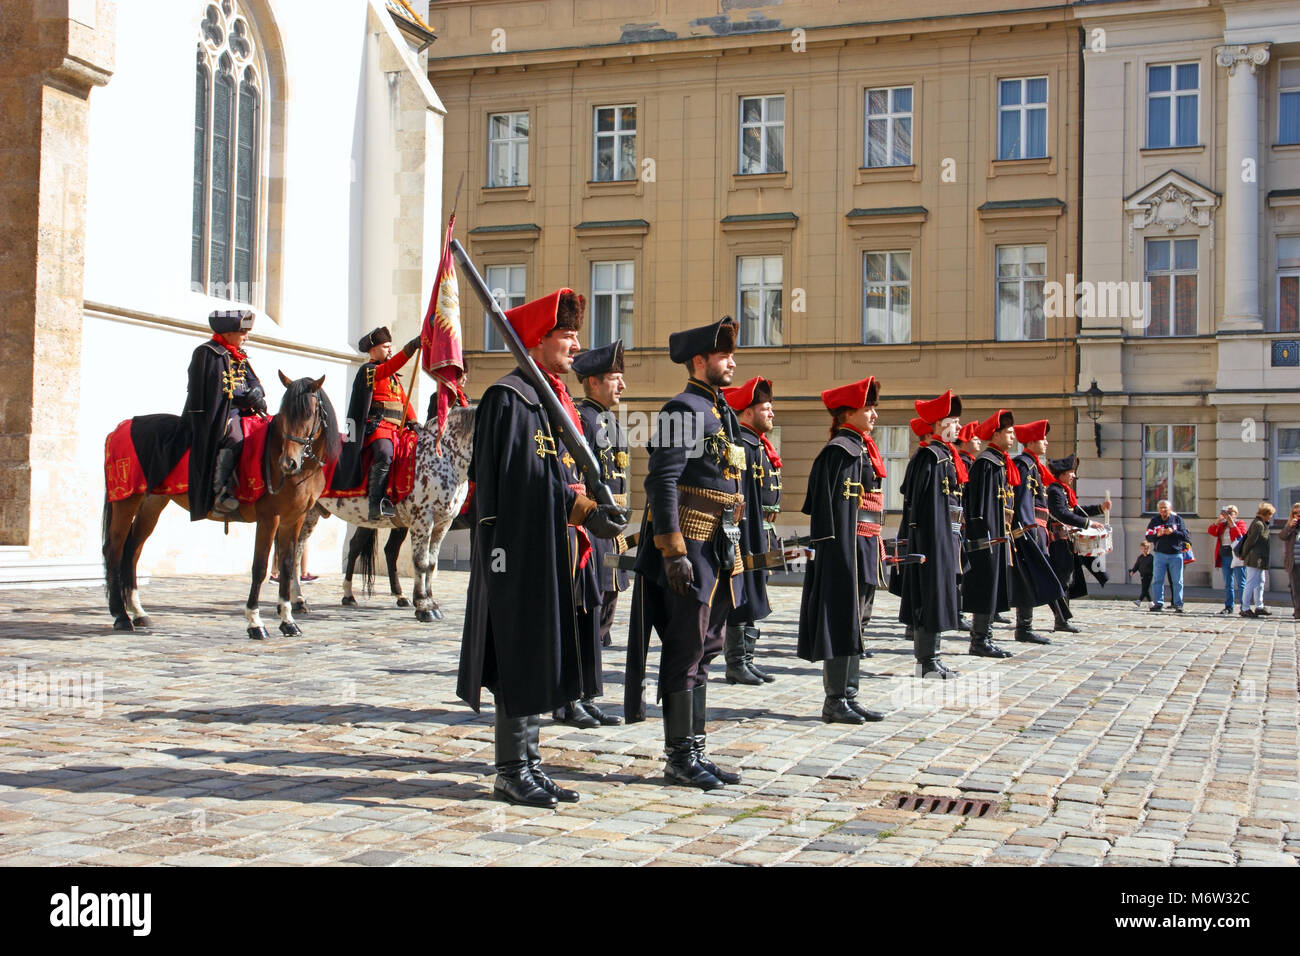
1124, 171, 1219, 232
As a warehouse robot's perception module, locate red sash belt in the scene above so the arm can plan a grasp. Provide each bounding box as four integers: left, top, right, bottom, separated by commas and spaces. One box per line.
856, 520, 882, 538
1035, 517, 1048, 530
860, 490, 885, 512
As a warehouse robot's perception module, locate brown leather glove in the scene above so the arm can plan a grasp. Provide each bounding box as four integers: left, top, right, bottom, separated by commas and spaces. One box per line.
664, 555, 695, 596
404, 336, 421, 358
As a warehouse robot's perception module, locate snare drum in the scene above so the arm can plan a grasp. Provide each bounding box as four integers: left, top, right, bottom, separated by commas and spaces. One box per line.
1071, 526, 1112, 557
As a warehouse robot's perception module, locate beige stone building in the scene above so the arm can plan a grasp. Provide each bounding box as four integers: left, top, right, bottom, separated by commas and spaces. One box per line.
1076, 0, 1300, 589
427, 0, 1084, 538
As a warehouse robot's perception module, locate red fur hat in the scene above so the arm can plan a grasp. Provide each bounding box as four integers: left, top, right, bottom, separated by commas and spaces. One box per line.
974, 409, 1014, 442
723, 376, 773, 412
914, 389, 960, 425
1014, 419, 1050, 444
505, 288, 585, 349
821, 376, 879, 411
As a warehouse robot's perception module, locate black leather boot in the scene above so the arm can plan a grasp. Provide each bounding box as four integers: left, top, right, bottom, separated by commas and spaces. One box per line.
1015, 607, 1052, 644
822, 657, 866, 724
915, 628, 959, 679
212, 446, 241, 514
526, 714, 578, 803
724, 624, 762, 685
993, 613, 1011, 625
1052, 599, 1080, 633
493, 716, 556, 808
741, 625, 775, 682
581, 698, 622, 726
664, 690, 722, 789
969, 613, 1013, 658
552, 701, 599, 729
367, 459, 395, 521
958, 615, 972, 632
691, 685, 740, 784
844, 654, 884, 721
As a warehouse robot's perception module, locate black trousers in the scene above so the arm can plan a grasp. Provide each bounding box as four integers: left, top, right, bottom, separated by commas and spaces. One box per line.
369, 436, 394, 470
1138, 575, 1152, 602
658, 575, 735, 695
598, 590, 618, 646
859, 583, 876, 628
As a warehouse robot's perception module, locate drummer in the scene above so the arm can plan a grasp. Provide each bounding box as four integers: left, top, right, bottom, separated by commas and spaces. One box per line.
1045, 454, 1111, 628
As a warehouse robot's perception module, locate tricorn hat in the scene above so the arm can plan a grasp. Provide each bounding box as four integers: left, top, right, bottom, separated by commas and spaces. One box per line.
724, 376, 774, 412
209, 309, 256, 335
974, 408, 1014, 442
914, 389, 961, 425
357, 326, 393, 353
668, 316, 737, 365
1014, 419, 1051, 444
506, 289, 585, 349
571, 340, 624, 380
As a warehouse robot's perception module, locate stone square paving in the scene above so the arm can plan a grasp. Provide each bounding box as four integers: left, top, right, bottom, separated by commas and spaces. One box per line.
0, 572, 1296, 867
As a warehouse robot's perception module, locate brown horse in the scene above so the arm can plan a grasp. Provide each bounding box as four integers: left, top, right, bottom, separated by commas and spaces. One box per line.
102, 372, 341, 640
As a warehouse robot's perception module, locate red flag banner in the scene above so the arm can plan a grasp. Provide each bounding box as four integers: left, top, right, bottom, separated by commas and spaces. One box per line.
420, 214, 468, 443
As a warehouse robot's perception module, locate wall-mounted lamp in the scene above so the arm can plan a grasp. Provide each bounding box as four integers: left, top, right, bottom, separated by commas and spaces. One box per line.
1085, 379, 1104, 458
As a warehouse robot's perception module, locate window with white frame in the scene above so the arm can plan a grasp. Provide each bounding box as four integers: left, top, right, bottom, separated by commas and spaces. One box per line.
874, 424, 910, 513
995, 244, 1046, 341
1143, 425, 1197, 514
192, 1, 263, 304
487, 111, 529, 187
485, 264, 525, 351
591, 261, 634, 348
593, 105, 636, 182
1146, 62, 1199, 148
1278, 236, 1300, 333
1278, 427, 1300, 512
865, 86, 912, 167
997, 77, 1047, 160
737, 255, 783, 346
1145, 237, 1197, 337
862, 250, 911, 344
739, 95, 785, 174
1281, 58, 1300, 145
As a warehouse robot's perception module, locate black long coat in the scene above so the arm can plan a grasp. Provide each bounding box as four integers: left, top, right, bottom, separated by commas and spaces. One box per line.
578, 397, 630, 594
1046, 484, 1104, 599
797, 429, 866, 661
896, 442, 962, 633
457, 369, 585, 719
1009, 453, 1065, 608
961, 448, 1012, 616
182, 339, 263, 520
730, 425, 773, 623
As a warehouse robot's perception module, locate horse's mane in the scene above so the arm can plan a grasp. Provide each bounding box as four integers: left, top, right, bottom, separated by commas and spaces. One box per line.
280, 377, 343, 465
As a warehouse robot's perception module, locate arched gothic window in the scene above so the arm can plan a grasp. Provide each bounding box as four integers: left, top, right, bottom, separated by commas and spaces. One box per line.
192, 2, 263, 304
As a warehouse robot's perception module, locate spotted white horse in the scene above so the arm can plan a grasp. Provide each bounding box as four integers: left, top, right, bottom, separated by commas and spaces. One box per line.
288, 402, 475, 622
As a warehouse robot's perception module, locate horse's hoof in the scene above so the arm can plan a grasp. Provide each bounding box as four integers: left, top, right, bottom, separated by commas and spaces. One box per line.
430, 605, 444, 622
132, 616, 152, 629
292, 600, 309, 615
279, 621, 302, 637
113, 615, 135, 632
395, 597, 412, 609
341, 596, 357, 607
248, 627, 269, 641
415, 609, 435, 624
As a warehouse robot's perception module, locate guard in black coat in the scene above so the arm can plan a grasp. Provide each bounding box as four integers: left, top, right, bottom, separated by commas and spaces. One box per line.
721, 376, 780, 686
798, 376, 887, 723
1045, 454, 1110, 621
625, 316, 747, 791
457, 289, 628, 808
182, 309, 267, 520
1009, 418, 1066, 643
552, 340, 630, 729
961, 409, 1017, 659
895, 389, 965, 679
954, 421, 982, 633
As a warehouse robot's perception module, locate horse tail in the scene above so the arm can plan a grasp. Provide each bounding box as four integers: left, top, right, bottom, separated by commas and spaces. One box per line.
354, 526, 379, 598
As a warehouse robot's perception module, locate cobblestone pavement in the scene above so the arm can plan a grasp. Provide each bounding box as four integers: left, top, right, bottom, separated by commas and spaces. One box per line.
0, 573, 1296, 867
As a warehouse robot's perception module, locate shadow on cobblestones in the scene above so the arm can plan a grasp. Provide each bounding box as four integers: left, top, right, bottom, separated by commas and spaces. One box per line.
124, 704, 477, 726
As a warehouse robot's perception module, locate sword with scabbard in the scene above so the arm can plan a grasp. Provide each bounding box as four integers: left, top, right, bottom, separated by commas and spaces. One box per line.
451, 239, 629, 521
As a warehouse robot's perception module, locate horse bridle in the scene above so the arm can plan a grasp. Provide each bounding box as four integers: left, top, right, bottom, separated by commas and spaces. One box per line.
267, 395, 324, 494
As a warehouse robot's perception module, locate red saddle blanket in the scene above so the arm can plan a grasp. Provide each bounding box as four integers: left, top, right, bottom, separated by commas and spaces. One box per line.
320, 427, 418, 503
104, 416, 271, 504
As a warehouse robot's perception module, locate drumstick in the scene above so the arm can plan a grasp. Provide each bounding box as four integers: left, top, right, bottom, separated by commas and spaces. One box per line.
1104, 489, 1111, 527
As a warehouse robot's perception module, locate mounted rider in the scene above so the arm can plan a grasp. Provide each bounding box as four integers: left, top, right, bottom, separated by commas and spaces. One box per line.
333, 326, 422, 520
183, 309, 267, 519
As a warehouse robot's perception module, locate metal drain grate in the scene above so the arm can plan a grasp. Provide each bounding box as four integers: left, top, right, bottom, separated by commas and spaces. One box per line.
892, 794, 1000, 817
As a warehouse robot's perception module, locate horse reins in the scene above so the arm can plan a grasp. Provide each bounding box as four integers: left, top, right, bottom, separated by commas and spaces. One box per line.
266, 396, 325, 495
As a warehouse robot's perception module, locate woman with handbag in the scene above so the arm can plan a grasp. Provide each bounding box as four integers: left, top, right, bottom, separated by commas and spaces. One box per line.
1207, 505, 1248, 615
1238, 502, 1275, 617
